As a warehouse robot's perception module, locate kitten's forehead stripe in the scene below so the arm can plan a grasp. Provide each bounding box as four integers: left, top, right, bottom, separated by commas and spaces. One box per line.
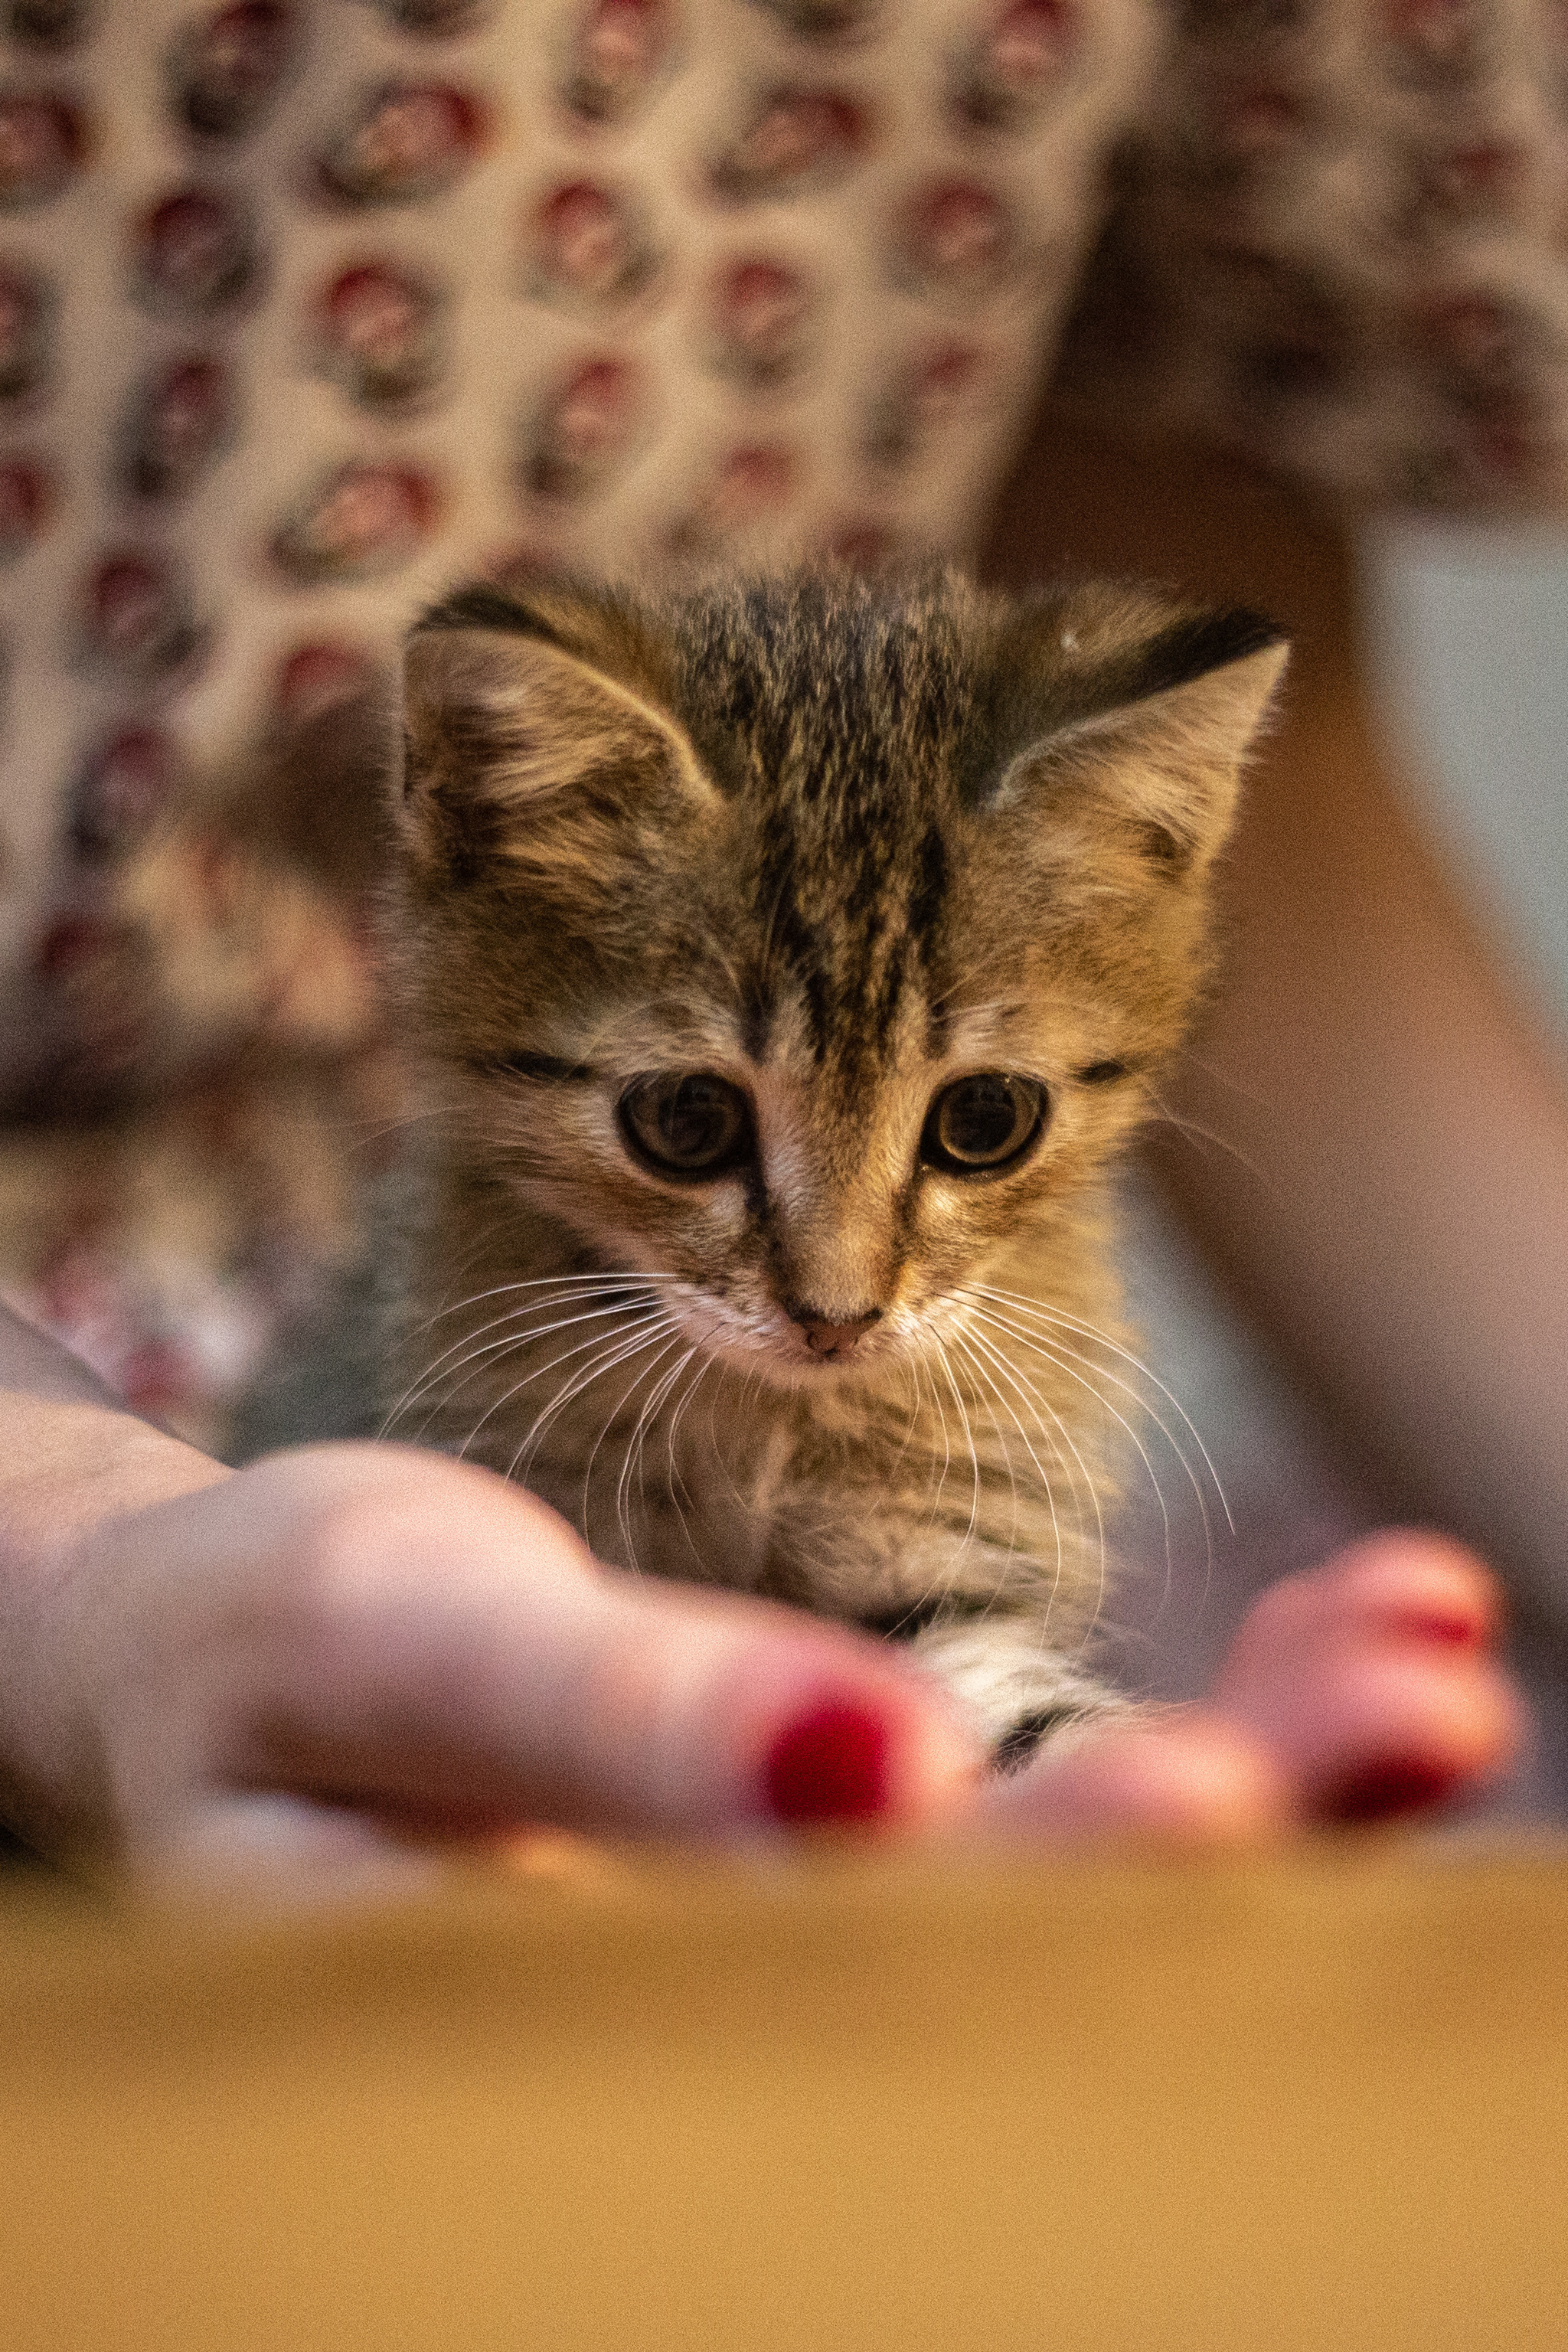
668, 573, 968, 1072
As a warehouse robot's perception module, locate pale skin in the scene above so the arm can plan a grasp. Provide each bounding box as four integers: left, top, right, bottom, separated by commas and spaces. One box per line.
0, 1302, 1521, 1870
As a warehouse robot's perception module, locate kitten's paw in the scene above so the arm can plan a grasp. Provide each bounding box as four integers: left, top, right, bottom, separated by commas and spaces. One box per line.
905, 1617, 1135, 1759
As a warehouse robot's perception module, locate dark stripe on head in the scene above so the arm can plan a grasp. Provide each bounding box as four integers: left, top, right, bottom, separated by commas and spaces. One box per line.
415, 581, 579, 652
909, 821, 948, 951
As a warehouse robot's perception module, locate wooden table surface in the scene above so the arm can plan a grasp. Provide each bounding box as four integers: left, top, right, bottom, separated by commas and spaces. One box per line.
4, 1842, 1566, 2350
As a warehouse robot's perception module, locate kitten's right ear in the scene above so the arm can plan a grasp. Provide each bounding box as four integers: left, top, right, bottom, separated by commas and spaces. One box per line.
399, 586, 719, 891
977, 592, 1289, 887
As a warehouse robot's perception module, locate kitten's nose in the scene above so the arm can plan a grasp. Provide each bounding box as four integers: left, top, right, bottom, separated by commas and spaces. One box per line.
787, 1305, 882, 1359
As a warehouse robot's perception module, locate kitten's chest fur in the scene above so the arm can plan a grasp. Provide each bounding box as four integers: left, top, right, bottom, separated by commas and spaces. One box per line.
386, 1148, 1132, 1749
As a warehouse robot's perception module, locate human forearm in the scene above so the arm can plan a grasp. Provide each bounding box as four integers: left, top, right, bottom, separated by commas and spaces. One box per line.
1158, 634, 1568, 1616
0, 1302, 230, 1553
0, 1305, 232, 1847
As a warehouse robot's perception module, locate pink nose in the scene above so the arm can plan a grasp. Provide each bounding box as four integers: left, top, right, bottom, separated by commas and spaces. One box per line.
793, 1309, 880, 1359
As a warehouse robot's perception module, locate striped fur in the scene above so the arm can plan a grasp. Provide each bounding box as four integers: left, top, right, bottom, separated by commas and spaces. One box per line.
380, 566, 1286, 1754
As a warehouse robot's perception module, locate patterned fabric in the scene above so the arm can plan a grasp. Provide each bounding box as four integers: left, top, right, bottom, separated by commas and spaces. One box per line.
2, 0, 1566, 1451
0, 0, 1154, 1001
1061, 0, 1568, 510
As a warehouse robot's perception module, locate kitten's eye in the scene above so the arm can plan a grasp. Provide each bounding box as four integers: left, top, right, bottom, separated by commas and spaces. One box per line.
619, 1073, 753, 1178
921, 1073, 1047, 1175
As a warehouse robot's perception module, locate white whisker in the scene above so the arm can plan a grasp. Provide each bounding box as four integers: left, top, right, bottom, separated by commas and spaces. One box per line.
507, 1315, 683, 1488
482, 1325, 675, 1470
576, 1328, 681, 1545
920, 1346, 955, 1530
946, 1323, 1056, 1608
932, 1334, 982, 1565
959, 1293, 1177, 1606
660, 1351, 713, 1569
967, 1283, 1232, 1533
382, 1289, 677, 1438
1143, 1088, 1264, 1182
401, 1270, 681, 1377
946, 1330, 1022, 1596
952, 1309, 1102, 1640
616, 1338, 694, 1571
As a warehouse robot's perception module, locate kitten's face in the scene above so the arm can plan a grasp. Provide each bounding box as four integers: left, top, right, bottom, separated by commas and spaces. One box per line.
392, 569, 1284, 1386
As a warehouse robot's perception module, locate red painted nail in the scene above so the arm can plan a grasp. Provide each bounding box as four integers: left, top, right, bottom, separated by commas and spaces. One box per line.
765, 1698, 892, 1825
1395, 1609, 1485, 1650
1320, 1756, 1462, 1825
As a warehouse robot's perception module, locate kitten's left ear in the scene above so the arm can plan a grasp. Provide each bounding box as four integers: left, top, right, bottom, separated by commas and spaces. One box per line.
398, 577, 720, 893
981, 596, 1289, 881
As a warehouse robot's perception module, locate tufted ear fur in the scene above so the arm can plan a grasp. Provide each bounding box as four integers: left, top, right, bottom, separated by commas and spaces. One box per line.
399, 580, 721, 900
977, 590, 1289, 884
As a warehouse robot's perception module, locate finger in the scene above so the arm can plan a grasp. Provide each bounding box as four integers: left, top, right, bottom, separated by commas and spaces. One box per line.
1219, 1638, 1523, 1821
1211, 1533, 1524, 1820
1216, 1532, 1504, 1688
969, 1713, 1289, 1845
145, 1792, 449, 1891
154, 1446, 982, 1846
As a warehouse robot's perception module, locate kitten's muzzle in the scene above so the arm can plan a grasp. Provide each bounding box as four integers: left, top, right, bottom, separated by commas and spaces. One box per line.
786, 1305, 883, 1360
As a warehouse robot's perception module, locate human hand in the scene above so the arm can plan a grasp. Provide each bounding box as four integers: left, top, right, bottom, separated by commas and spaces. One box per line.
21, 1432, 1521, 1873
22, 1441, 972, 1871
978, 1534, 1523, 1840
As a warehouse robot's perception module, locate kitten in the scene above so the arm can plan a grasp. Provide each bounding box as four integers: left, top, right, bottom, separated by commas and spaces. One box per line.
378, 565, 1285, 1760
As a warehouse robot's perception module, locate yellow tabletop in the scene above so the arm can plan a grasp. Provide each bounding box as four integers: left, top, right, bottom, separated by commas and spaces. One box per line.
4, 1844, 1566, 2351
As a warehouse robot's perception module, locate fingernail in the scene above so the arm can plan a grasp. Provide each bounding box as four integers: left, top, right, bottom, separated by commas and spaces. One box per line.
1320, 1756, 1461, 1824
1396, 1609, 1485, 1650
765, 1697, 892, 1825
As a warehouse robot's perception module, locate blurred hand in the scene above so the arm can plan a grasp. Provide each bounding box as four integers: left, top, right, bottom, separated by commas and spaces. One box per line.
29, 1438, 1522, 1873
982, 1534, 1522, 1841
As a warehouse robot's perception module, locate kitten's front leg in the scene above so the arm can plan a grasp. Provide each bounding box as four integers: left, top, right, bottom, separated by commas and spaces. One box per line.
902, 1615, 1136, 1768
759, 1476, 1134, 1763
572, 1390, 1137, 1765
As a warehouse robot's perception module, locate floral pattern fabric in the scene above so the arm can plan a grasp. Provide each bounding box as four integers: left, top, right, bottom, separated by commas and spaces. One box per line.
1062, 0, 1568, 511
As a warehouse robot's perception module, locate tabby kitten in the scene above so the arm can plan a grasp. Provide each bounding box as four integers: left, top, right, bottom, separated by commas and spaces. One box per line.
381, 567, 1285, 1758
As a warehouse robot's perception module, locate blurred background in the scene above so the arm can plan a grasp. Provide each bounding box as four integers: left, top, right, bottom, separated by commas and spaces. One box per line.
1109, 522, 1568, 1825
